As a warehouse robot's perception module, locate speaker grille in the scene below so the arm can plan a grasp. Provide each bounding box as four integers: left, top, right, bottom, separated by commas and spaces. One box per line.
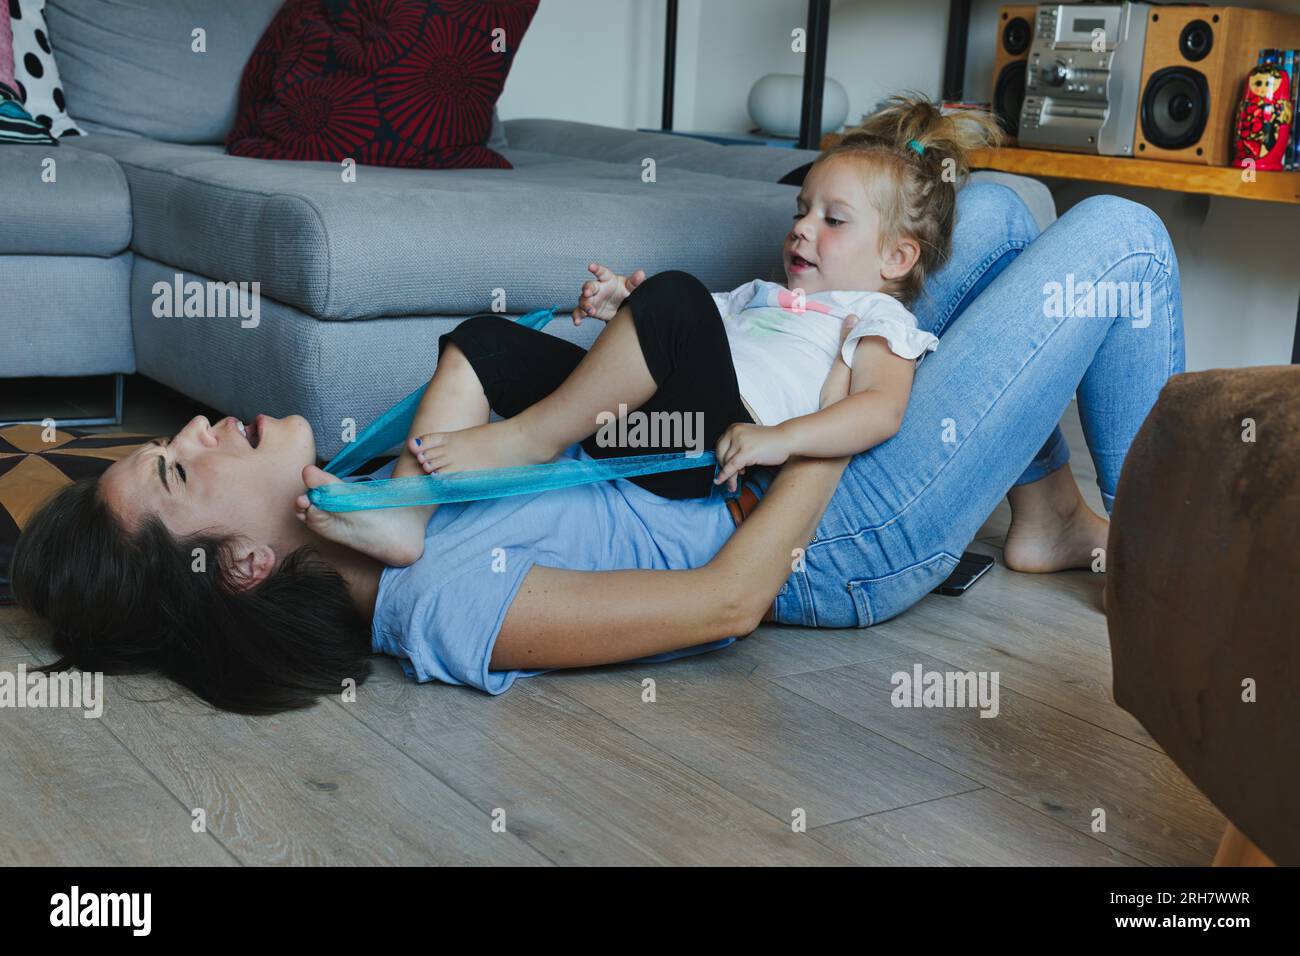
1141, 67, 1210, 150
1002, 16, 1031, 57
994, 61, 1028, 137
1179, 19, 1214, 62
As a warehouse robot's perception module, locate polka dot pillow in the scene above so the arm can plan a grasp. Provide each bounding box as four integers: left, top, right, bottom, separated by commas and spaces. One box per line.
8, 0, 80, 137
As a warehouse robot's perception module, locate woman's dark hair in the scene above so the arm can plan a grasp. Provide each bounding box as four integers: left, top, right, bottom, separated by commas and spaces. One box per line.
10, 477, 373, 715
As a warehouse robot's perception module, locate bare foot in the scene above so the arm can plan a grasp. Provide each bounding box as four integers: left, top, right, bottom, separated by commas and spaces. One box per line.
295, 465, 426, 567
410, 418, 553, 474
1003, 494, 1109, 573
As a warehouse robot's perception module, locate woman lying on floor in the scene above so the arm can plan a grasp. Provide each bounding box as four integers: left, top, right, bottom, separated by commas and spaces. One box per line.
10, 182, 1184, 715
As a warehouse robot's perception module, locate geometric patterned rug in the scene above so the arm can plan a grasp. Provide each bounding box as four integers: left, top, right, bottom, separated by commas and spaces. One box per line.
0, 424, 160, 604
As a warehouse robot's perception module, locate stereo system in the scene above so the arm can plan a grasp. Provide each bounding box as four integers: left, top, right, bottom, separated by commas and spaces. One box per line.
1020, 2, 1151, 154
992, 2, 1300, 162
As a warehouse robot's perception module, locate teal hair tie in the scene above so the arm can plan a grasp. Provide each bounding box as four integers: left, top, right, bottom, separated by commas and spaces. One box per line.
907, 139, 925, 156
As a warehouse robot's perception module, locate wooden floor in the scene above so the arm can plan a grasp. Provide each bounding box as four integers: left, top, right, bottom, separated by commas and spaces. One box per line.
0, 376, 1225, 866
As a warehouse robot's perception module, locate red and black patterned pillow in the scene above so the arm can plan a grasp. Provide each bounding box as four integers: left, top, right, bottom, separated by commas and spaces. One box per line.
226, 0, 538, 169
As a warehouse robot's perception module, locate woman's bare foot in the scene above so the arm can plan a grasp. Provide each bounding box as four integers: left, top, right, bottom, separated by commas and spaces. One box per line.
1003, 466, 1109, 573
295, 465, 426, 568
410, 418, 555, 474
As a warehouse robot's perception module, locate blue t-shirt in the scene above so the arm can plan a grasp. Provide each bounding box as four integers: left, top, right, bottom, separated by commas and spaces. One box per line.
368, 445, 738, 694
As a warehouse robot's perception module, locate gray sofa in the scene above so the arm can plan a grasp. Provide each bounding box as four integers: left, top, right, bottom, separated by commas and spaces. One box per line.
1, 0, 1055, 458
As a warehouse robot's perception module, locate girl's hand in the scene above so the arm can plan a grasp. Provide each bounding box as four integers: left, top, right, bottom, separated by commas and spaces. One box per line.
571, 262, 646, 325
714, 423, 793, 493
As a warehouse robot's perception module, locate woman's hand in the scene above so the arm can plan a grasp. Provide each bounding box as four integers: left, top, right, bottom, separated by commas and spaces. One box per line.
714, 422, 794, 493
571, 262, 646, 325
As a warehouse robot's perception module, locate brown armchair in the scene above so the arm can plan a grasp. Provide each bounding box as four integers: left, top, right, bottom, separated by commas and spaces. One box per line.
1106, 365, 1298, 866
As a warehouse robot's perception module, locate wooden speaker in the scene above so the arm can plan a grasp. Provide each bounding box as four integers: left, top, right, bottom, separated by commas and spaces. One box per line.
992, 4, 1038, 142
1134, 5, 1300, 165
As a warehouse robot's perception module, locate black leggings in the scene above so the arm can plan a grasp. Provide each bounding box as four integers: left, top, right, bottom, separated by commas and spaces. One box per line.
438, 270, 754, 499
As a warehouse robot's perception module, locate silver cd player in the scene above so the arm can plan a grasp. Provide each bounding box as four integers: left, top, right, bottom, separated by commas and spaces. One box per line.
1019, 2, 1151, 155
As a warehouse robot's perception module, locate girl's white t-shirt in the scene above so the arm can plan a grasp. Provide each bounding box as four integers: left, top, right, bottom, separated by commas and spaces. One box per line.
711, 279, 938, 426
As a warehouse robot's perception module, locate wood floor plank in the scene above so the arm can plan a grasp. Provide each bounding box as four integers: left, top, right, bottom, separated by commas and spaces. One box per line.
342, 662, 854, 865
548, 648, 981, 830
935, 540, 1111, 647
879, 542, 1155, 748
3, 607, 56, 663
812, 788, 1138, 866
0, 607, 35, 660
720, 626, 914, 680
0, 638, 34, 662
0, 697, 236, 866
774, 653, 1225, 866
81, 668, 549, 866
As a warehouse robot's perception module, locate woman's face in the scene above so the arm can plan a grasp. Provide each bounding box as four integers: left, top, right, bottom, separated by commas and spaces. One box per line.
100, 413, 317, 553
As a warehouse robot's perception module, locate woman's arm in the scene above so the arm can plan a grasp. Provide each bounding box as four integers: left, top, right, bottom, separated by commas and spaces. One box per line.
491, 453, 848, 670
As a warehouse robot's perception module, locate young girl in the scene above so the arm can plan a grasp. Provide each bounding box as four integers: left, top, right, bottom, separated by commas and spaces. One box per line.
299, 96, 1003, 566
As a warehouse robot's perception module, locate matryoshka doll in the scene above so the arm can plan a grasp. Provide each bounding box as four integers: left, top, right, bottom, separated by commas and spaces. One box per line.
1233, 64, 1293, 171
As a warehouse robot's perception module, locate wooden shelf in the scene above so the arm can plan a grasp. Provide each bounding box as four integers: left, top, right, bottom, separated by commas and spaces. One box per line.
969, 147, 1300, 205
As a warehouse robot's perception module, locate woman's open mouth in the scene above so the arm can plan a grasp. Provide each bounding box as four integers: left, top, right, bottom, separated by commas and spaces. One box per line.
236, 416, 263, 449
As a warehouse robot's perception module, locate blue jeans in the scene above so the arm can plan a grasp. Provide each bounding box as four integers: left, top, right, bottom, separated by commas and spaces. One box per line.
772, 192, 1186, 628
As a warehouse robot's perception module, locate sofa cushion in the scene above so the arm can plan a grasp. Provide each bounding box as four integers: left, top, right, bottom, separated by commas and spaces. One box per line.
226, 0, 536, 169
127, 256, 603, 461
118, 180, 1053, 467
0, 143, 130, 255
46, 0, 283, 144
504, 119, 1058, 231
0, 252, 135, 375
504, 118, 821, 185
69, 134, 813, 321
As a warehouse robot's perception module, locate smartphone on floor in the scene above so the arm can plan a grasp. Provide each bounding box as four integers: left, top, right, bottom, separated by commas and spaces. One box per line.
932, 551, 995, 596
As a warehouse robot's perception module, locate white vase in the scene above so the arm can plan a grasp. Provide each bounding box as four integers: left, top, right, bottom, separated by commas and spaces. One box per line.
748, 72, 849, 139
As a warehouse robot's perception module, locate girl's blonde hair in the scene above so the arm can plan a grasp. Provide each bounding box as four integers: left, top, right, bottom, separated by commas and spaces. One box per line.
816, 92, 1004, 307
